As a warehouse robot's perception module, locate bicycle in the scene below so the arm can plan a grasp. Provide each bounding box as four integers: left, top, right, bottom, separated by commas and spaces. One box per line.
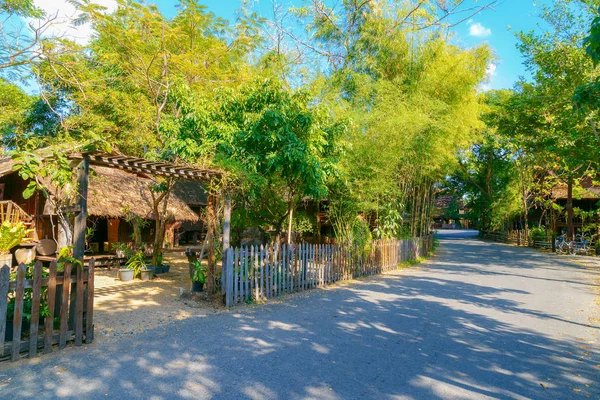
555, 235, 569, 254
568, 234, 591, 255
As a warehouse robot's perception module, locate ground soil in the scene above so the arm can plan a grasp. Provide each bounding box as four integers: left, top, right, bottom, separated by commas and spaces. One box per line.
93, 252, 224, 342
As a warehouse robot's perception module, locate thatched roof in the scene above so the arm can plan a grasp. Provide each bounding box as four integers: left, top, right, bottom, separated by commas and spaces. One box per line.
85, 166, 200, 221
0, 158, 200, 222
551, 186, 600, 200
551, 177, 600, 200
172, 180, 208, 205
0, 156, 15, 176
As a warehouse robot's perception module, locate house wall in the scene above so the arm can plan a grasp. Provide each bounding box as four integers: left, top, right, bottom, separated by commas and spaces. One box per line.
0, 174, 36, 214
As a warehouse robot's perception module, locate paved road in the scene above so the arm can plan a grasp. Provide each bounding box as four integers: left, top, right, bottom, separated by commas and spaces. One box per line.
1, 230, 599, 399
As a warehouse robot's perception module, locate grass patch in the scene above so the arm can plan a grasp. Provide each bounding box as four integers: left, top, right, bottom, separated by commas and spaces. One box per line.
397, 255, 430, 268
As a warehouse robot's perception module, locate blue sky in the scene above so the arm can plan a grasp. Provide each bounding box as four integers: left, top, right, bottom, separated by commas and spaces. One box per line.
33, 0, 553, 91
144, 0, 551, 91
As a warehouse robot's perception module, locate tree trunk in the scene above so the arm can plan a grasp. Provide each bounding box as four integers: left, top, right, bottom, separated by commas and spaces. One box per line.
287, 197, 294, 244
206, 193, 217, 295
151, 181, 172, 266
538, 209, 546, 229
566, 177, 574, 239
315, 202, 321, 243
56, 214, 72, 253
152, 217, 165, 265
521, 190, 529, 239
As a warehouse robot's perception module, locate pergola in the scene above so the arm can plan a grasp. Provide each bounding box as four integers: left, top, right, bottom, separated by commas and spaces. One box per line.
69, 151, 231, 296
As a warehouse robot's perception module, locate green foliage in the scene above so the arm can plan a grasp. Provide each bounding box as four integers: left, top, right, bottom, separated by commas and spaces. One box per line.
307, 2, 492, 238
373, 205, 402, 239
123, 209, 149, 250
0, 0, 43, 17
0, 220, 30, 253
3, 0, 500, 245
125, 251, 147, 277
7, 264, 51, 323
585, 7, 600, 65
111, 242, 132, 258
351, 217, 372, 256
191, 260, 208, 283
57, 245, 83, 271
292, 211, 314, 235
450, 1, 600, 234
529, 227, 550, 240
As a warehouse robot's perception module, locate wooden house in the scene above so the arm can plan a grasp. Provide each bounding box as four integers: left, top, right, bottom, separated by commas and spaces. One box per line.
0, 156, 203, 255
550, 178, 600, 235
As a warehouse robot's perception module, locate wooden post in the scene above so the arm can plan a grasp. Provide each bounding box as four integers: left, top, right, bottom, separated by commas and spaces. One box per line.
206, 193, 217, 296
12, 264, 25, 361
225, 248, 234, 307
28, 261, 43, 357
70, 155, 89, 331
0, 265, 9, 357
73, 156, 89, 261
221, 194, 231, 297
85, 259, 95, 344
44, 261, 57, 353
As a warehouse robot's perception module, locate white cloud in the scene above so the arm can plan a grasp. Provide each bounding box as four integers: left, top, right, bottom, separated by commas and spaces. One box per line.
469, 22, 491, 38
479, 63, 497, 92
485, 63, 497, 77
32, 0, 117, 44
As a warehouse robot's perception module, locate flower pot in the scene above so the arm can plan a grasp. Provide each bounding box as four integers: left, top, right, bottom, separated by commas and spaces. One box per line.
119, 268, 135, 282
140, 267, 155, 281
0, 252, 13, 269
15, 248, 36, 264
192, 281, 204, 292
163, 264, 170, 273
154, 265, 164, 274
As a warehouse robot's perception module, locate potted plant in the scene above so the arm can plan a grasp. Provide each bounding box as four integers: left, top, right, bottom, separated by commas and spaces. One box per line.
191, 260, 207, 292
121, 251, 145, 282
139, 264, 155, 281
0, 221, 31, 269
153, 253, 165, 274
130, 250, 155, 281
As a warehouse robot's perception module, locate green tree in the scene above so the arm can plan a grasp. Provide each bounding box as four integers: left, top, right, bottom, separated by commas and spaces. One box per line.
515, 0, 600, 237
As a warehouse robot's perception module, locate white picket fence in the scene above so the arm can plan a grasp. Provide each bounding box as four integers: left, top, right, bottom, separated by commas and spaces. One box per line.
223, 234, 434, 306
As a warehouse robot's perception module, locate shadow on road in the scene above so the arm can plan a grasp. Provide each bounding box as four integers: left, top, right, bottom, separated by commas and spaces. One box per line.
0, 230, 598, 399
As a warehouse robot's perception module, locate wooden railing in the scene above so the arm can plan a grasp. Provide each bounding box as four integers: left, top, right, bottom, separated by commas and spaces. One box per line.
223, 235, 435, 306
0, 200, 36, 240
480, 231, 553, 249
0, 259, 95, 362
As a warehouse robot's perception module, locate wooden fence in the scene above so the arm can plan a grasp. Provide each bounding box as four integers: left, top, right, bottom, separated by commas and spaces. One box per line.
224, 234, 434, 306
480, 231, 553, 249
0, 259, 95, 362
